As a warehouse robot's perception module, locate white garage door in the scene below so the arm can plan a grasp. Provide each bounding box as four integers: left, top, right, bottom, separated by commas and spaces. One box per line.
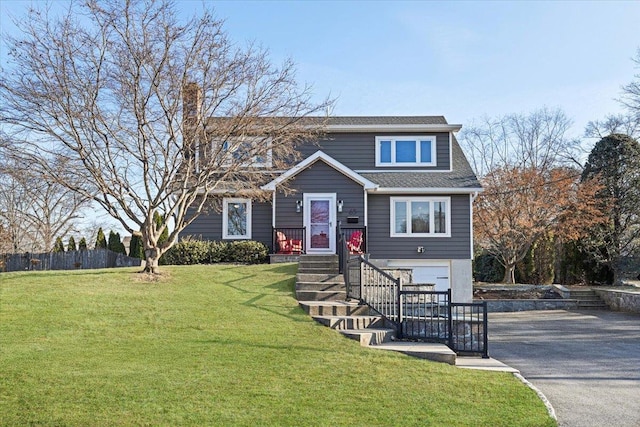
412, 266, 450, 293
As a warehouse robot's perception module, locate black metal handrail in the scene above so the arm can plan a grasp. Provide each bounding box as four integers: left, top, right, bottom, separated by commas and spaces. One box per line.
450, 302, 489, 358
272, 227, 305, 254
346, 255, 489, 358
398, 288, 450, 343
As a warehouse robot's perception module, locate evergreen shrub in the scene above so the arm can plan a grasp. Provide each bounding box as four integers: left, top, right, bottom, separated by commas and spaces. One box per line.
161, 239, 268, 265
78, 237, 88, 251
52, 237, 65, 253
67, 236, 77, 252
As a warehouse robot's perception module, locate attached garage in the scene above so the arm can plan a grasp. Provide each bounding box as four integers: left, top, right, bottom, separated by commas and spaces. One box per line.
412, 265, 450, 293
387, 261, 451, 293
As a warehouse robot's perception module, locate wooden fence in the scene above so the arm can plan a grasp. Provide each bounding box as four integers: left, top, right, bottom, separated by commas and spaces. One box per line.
0, 249, 142, 272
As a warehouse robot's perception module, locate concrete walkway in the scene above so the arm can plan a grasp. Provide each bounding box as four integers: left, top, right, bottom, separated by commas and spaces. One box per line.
488, 310, 640, 427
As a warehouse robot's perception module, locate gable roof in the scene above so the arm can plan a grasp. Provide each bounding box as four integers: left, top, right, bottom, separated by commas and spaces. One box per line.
261, 151, 378, 191
319, 116, 461, 133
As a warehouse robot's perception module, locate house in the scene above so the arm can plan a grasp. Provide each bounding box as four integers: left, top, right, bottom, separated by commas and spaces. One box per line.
181, 116, 482, 302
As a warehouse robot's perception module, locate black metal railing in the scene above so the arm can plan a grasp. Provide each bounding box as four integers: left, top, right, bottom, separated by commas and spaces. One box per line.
272, 227, 305, 254
344, 254, 400, 322
399, 288, 450, 343
346, 255, 489, 358
361, 259, 401, 321
450, 302, 489, 357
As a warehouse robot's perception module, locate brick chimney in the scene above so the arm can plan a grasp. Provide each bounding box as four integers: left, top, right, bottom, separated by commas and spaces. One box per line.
183, 82, 202, 165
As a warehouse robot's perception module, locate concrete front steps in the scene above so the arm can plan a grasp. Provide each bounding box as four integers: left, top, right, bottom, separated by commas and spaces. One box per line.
569, 288, 609, 309
296, 254, 457, 365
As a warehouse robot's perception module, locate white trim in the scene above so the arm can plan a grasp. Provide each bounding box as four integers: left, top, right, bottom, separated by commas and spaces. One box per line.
390, 196, 451, 238
372, 187, 484, 194
375, 136, 437, 167
469, 193, 474, 260
470, 191, 479, 261
356, 169, 455, 173
448, 132, 453, 173
271, 191, 276, 228
363, 190, 368, 227
303, 193, 336, 253
222, 198, 252, 239
261, 150, 378, 191
326, 124, 462, 133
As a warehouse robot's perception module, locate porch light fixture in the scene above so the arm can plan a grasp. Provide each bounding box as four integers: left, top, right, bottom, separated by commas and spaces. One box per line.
337, 200, 344, 213
296, 200, 302, 213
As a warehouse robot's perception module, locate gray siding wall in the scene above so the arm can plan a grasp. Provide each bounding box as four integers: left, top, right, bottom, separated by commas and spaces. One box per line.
180, 200, 274, 251
367, 194, 471, 259
296, 132, 451, 171
275, 161, 365, 228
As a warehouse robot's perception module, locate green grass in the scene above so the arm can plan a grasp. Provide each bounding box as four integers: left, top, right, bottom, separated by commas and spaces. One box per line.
0, 264, 556, 426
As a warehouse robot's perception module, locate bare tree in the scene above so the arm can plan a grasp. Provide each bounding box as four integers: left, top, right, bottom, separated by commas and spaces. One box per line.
621, 48, 640, 122
0, 159, 90, 252
585, 114, 640, 139
459, 108, 582, 177
0, 170, 30, 252
0, 0, 330, 273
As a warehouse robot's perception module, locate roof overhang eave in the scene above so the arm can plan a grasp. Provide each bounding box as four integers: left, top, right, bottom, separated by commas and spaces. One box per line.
368, 187, 484, 194
325, 124, 462, 133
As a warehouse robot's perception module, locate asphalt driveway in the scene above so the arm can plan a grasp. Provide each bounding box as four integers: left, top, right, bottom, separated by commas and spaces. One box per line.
488, 310, 640, 427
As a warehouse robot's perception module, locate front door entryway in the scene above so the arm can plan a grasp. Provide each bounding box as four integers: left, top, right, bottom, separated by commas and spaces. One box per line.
303, 193, 336, 253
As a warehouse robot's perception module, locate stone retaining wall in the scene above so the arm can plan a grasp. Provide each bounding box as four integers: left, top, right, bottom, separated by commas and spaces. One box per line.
480, 299, 579, 312
594, 290, 640, 314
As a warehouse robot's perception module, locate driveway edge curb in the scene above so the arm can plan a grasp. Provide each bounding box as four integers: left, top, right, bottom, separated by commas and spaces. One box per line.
513, 372, 557, 421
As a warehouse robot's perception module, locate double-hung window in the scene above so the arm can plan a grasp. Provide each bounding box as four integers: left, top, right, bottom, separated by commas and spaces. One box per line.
390, 197, 450, 237
223, 198, 252, 239
375, 136, 436, 166
217, 137, 272, 168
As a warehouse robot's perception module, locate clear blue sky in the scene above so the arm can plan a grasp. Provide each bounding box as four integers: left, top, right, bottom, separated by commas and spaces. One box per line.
1, 0, 639, 139
1, 0, 638, 235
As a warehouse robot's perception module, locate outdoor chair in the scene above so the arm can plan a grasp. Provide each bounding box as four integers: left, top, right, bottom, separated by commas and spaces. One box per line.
276, 231, 302, 254
346, 230, 363, 254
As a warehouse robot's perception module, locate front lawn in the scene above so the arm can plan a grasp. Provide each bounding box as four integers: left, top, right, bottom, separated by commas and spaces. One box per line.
0, 264, 555, 426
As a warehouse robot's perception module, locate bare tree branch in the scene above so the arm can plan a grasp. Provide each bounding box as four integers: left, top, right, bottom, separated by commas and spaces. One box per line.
0, 0, 331, 273
459, 107, 581, 177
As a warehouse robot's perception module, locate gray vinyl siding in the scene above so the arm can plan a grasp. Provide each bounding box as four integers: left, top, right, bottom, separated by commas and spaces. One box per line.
367, 194, 471, 259
295, 132, 451, 171
180, 200, 274, 251
275, 160, 365, 228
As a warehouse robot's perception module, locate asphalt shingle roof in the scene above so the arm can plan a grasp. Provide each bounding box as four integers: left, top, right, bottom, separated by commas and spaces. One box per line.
321, 116, 449, 126
359, 136, 481, 190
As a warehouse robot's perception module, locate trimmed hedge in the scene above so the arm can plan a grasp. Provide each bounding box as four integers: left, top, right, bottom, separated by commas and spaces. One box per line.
161, 239, 268, 265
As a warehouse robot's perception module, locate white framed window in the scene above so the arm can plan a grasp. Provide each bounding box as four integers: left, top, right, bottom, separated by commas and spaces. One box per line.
216, 137, 272, 168
375, 136, 437, 167
223, 198, 252, 239
390, 197, 450, 237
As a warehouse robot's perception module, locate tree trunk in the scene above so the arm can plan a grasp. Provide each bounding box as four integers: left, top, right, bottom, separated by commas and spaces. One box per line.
143, 251, 161, 274
503, 264, 516, 284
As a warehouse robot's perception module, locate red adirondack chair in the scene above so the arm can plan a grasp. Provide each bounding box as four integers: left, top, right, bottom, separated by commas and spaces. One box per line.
346, 230, 363, 254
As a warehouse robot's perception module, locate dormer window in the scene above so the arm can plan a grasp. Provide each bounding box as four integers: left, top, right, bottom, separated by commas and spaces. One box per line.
216, 137, 272, 168
375, 136, 436, 167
